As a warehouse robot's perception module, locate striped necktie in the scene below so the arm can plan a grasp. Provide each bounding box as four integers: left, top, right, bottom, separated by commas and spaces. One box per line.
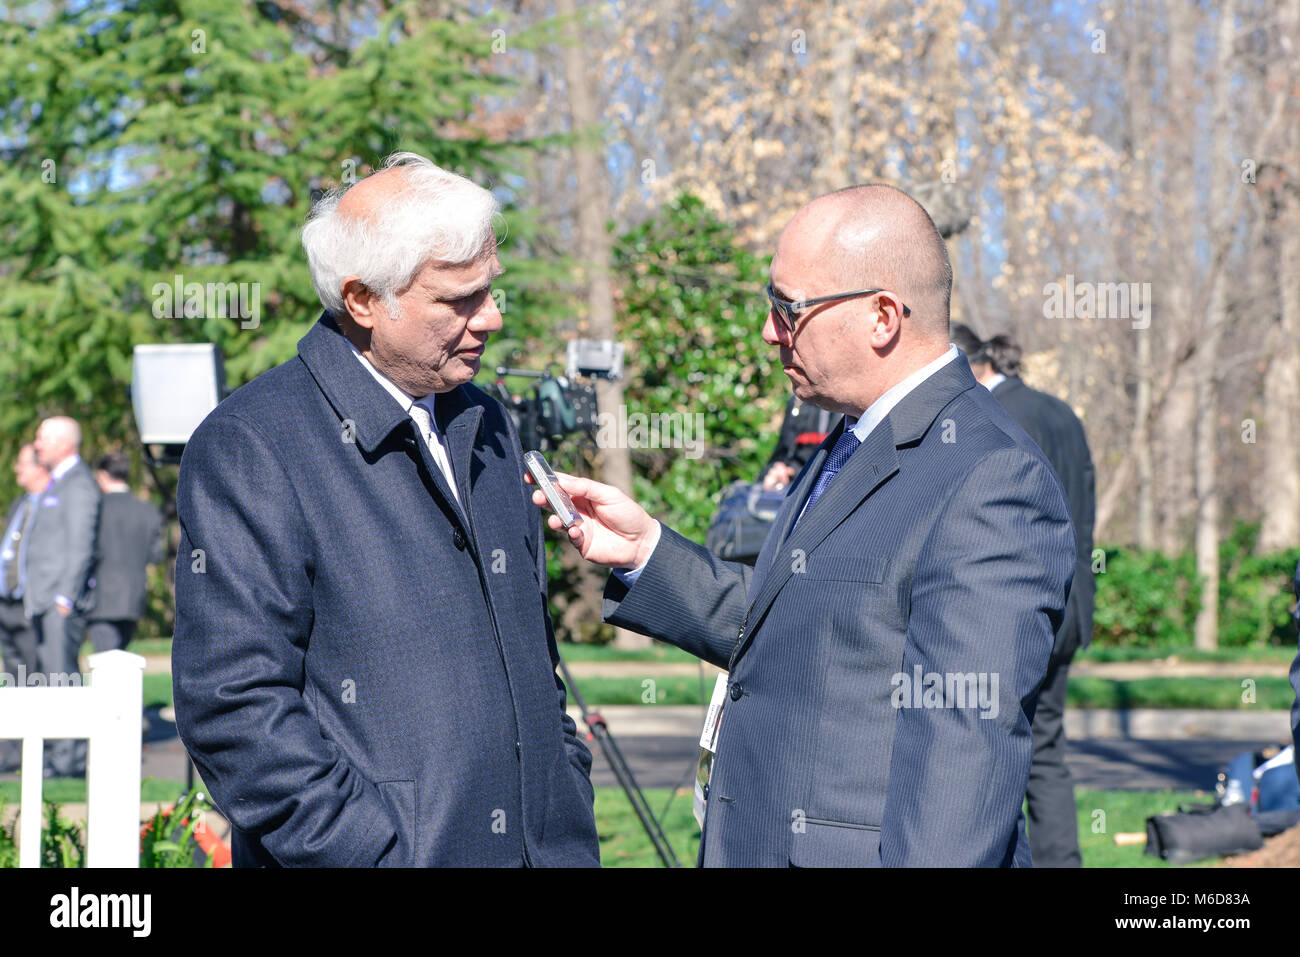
803, 429, 861, 513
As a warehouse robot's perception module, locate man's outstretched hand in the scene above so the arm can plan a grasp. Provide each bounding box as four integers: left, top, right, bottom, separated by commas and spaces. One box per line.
527, 471, 660, 571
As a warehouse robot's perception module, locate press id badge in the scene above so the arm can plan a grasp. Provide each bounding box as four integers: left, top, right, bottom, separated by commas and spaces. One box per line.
693, 674, 730, 830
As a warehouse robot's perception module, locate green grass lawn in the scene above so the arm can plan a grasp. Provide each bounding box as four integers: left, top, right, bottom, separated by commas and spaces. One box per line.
0, 777, 191, 805
594, 786, 700, 867
557, 642, 696, 664
143, 672, 173, 709
1067, 675, 1294, 709
1076, 643, 1296, 664
1074, 788, 1218, 867
568, 674, 712, 707
593, 786, 1217, 867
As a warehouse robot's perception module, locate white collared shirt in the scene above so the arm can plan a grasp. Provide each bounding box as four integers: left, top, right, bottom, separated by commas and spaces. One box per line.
346, 339, 461, 506
843, 344, 960, 446
982, 373, 1006, 392
50, 455, 80, 483
793, 344, 959, 524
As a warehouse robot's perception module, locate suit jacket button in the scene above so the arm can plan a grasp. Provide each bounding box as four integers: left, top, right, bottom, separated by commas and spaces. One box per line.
729, 682, 743, 701
453, 529, 466, 551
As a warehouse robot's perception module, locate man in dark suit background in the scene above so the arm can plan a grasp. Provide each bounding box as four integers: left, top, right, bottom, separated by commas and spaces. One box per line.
173, 152, 599, 867
83, 451, 165, 653
954, 325, 1096, 867
28, 415, 101, 776
533, 185, 1075, 866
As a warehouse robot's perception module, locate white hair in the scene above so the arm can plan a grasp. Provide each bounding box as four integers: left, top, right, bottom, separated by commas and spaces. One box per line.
301, 152, 501, 318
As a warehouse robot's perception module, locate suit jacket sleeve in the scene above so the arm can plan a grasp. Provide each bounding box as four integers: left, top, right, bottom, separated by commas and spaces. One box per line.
172, 411, 399, 867
59, 471, 100, 606
880, 447, 1075, 866
602, 525, 753, 670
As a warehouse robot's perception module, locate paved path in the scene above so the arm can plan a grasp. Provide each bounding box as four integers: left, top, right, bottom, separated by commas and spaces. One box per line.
580, 734, 1279, 793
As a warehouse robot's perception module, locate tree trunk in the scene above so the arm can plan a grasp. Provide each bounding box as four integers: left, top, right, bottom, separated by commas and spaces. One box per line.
558, 0, 646, 648
1255, 0, 1300, 552
1156, 0, 1199, 554
1193, 0, 1236, 650
1126, 0, 1156, 549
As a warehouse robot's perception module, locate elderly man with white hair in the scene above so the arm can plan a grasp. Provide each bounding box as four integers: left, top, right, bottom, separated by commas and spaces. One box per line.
172, 153, 600, 867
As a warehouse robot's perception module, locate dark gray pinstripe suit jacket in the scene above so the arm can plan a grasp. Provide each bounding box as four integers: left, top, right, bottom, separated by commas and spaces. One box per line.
604, 355, 1075, 866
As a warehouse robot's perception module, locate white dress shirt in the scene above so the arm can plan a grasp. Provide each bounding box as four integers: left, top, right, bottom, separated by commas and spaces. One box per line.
50, 454, 80, 483
346, 340, 461, 507
982, 373, 1006, 392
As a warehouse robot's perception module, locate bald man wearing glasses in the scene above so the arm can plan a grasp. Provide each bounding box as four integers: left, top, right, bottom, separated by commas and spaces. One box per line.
533, 185, 1075, 867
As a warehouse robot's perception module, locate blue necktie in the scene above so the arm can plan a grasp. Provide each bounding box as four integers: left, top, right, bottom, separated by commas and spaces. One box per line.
803, 429, 861, 513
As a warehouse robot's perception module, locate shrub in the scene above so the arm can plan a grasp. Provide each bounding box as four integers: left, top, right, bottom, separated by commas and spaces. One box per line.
0, 797, 85, 867
1092, 523, 1300, 648
1092, 546, 1200, 647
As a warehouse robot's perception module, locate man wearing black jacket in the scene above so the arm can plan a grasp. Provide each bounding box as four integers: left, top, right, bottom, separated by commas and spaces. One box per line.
955, 326, 1096, 867
85, 452, 165, 653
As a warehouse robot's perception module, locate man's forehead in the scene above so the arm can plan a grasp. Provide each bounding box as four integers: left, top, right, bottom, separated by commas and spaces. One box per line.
419, 250, 502, 289
771, 233, 836, 292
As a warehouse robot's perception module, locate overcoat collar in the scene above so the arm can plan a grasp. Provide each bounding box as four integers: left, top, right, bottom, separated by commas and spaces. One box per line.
296, 313, 484, 526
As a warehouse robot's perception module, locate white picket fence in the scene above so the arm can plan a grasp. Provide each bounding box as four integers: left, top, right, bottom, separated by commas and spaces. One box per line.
0, 650, 145, 867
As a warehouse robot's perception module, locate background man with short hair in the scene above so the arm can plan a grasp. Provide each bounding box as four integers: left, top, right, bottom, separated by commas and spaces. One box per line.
956, 326, 1096, 868
536, 185, 1076, 866
28, 415, 100, 777
83, 451, 165, 654
173, 152, 599, 867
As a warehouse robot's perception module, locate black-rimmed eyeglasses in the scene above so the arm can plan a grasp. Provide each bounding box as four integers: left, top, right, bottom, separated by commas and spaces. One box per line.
765, 282, 911, 335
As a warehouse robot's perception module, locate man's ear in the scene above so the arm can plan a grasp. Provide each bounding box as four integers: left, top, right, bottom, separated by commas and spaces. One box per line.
868, 293, 906, 349
341, 277, 379, 330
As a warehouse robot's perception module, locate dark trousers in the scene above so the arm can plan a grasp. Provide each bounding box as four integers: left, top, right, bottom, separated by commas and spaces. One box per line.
0, 597, 39, 771
33, 608, 88, 777
1026, 633, 1081, 867
0, 597, 38, 680
87, 619, 137, 654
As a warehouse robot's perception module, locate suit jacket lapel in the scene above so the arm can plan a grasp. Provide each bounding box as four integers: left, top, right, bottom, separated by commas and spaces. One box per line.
745, 425, 835, 600
736, 420, 900, 661
733, 354, 979, 664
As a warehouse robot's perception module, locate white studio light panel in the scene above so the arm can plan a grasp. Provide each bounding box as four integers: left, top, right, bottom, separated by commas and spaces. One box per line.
131, 343, 226, 446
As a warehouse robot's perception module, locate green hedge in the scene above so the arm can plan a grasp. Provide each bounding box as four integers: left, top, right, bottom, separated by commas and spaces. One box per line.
1094, 523, 1300, 648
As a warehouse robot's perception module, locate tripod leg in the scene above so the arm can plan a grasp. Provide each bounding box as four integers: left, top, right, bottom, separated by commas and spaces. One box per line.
558, 656, 681, 867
